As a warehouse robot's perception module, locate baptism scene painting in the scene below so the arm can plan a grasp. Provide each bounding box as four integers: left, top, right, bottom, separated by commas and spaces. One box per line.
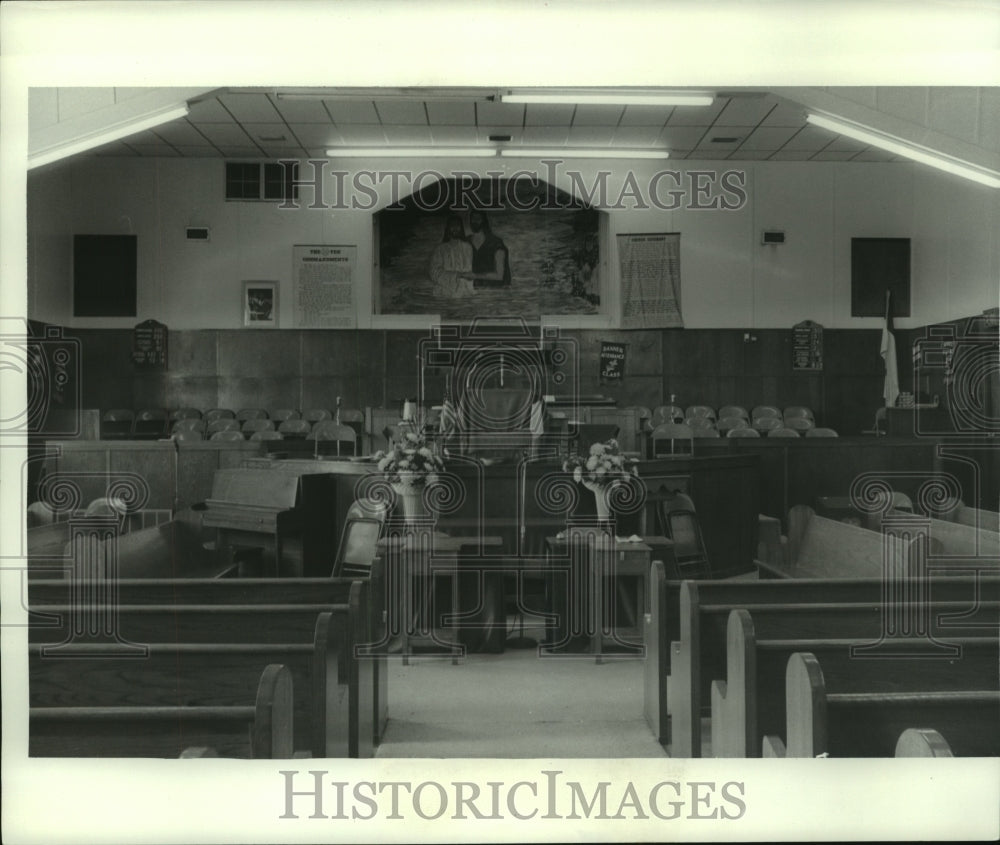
375, 178, 603, 320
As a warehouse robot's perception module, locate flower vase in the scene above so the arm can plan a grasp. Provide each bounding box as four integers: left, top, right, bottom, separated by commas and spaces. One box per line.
583, 481, 612, 521
392, 483, 426, 524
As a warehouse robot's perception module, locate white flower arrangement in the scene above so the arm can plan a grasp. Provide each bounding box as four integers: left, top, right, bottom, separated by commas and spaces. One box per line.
562, 438, 639, 487
374, 431, 445, 487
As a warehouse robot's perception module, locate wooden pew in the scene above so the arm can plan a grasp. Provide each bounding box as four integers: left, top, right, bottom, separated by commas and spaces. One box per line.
27, 510, 236, 580
926, 516, 1000, 559
29, 587, 371, 758
646, 568, 995, 755
765, 651, 1000, 757
937, 503, 1000, 535
711, 606, 999, 757
27, 572, 388, 748
31, 663, 293, 758
895, 727, 956, 757
756, 506, 914, 579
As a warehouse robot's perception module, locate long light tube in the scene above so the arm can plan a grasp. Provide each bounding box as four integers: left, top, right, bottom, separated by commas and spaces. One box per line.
500, 148, 669, 160
807, 113, 1000, 189
325, 147, 496, 158
28, 104, 190, 169
501, 90, 714, 107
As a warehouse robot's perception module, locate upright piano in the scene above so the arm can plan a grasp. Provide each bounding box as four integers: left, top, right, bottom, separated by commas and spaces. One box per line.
202, 467, 338, 577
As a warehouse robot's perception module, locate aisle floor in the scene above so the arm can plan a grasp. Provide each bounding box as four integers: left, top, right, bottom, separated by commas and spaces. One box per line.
374, 645, 669, 758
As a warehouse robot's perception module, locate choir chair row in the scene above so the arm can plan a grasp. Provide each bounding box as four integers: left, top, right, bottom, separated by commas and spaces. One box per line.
626, 404, 834, 438
99, 407, 363, 440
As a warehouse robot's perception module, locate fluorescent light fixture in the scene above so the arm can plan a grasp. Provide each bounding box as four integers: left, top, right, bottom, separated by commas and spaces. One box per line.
325, 147, 496, 158
28, 104, 190, 170
502, 90, 713, 107
500, 148, 669, 160
807, 113, 1000, 189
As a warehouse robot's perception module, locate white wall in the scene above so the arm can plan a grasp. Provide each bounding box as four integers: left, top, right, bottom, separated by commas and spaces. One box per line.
27, 155, 999, 331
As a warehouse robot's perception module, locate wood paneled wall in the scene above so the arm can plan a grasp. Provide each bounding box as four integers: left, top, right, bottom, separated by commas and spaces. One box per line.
68, 324, 930, 436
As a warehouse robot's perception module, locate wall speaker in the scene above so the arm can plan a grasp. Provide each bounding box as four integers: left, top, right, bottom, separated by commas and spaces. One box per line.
761, 230, 785, 245
186, 227, 210, 241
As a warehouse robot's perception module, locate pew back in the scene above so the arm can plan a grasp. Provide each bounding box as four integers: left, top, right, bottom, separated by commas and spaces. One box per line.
712, 606, 999, 757
30, 663, 293, 758
780, 651, 1000, 757
29, 587, 371, 758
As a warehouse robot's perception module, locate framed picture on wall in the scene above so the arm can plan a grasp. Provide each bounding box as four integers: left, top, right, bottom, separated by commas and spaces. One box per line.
243, 281, 278, 328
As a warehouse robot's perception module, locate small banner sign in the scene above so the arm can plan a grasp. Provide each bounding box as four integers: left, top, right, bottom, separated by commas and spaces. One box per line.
791, 319, 823, 371
131, 319, 168, 370
600, 341, 626, 382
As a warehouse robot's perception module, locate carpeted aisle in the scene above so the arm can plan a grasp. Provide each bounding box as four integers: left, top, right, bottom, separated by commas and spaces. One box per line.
374, 648, 668, 758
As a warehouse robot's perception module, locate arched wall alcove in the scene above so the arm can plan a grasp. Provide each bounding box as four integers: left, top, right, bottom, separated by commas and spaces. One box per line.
373, 176, 609, 323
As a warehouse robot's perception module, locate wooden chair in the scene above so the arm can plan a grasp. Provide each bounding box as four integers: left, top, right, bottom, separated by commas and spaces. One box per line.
655, 491, 711, 580
685, 405, 717, 421
302, 408, 332, 423
727, 427, 760, 438
241, 419, 275, 436
650, 422, 694, 456
653, 404, 685, 425
100, 409, 134, 439
751, 405, 781, 420
207, 418, 241, 434
718, 405, 748, 421
310, 422, 357, 454
685, 415, 717, 430
250, 430, 283, 441
236, 408, 269, 421
331, 518, 382, 578
269, 408, 300, 422
717, 416, 748, 435
784, 416, 815, 433
752, 416, 783, 434
767, 427, 801, 438
171, 429, 204, 442
133, 409, 169, 438
278, 418, 312, 438
339, 410, 365, 451
171, 418, 206, 434
204, 408, 236, 422
210, 430, 245, 441
806, 427, 838, 437
783, 405, 815, 421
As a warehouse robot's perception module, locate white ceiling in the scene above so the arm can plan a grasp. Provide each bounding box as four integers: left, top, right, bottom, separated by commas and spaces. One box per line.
30, 86, 1000, 168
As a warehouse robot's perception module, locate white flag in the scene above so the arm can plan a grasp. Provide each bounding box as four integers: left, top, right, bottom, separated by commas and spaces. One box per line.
880, 291, 900, 407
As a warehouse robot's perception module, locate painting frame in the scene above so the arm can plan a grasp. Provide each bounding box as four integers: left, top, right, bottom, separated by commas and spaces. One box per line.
242, 280, 278, 328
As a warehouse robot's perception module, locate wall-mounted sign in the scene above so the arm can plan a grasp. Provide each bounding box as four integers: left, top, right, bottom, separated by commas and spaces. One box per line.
792, 319, 823, 371
618, 232, 683, 329
131, 319, 168, 369
293, 245, 357, 328
600, 341, 626, 382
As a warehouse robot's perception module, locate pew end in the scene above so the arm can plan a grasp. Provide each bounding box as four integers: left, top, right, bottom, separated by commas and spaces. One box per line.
895, 728, 955, 757
762, 735, 786, 758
